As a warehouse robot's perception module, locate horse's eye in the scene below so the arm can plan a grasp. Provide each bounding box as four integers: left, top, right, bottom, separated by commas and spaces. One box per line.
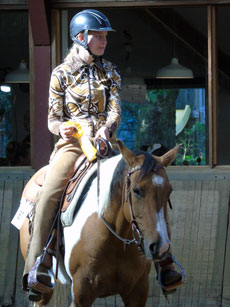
133, 187, 144, 198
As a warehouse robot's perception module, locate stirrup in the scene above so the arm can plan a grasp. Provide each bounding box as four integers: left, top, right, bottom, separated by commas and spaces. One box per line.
157, 255, 186, 295
28, 255, 55, 295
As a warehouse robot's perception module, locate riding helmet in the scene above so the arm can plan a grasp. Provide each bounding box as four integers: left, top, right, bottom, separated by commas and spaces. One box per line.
70, 9, 115, 49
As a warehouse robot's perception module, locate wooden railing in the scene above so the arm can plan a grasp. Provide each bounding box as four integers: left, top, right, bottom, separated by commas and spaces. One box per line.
0, 167, 229, 306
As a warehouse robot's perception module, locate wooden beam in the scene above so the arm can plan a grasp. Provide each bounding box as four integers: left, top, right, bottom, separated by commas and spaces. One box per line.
29, 19, 34, 169
0, 5, 28, 10
208, 6, 218, 167
50, 9, 61, 148
28, 0, 50, 46
50, 0, 230, 9
51, 9, 61, 70
33, 46, 52, 170
29, 0, 52, 170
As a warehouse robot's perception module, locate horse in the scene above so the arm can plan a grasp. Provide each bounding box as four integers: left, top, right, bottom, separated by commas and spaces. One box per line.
19, 140, 180, 306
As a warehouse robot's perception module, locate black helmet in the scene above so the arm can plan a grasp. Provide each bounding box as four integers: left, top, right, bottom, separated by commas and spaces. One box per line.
70, 9, 115, 49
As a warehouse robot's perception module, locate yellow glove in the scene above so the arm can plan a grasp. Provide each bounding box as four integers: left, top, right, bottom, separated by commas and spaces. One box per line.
65, 121, 97, 162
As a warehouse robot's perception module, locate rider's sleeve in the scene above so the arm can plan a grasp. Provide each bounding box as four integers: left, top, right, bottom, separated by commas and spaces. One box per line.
48, 66, 66, 136
104, 64, 122, 137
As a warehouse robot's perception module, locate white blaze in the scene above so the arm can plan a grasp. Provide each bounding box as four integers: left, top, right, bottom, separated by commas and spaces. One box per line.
152, 175, 165, 186
156, 208, 170, 252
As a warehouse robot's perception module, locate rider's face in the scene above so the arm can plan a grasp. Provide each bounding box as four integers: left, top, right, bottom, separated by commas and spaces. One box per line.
87, 31, 108, 56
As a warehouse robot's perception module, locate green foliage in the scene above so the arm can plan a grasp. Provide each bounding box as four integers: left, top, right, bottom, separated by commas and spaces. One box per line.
135, 89, 178, 150
176, 121, 206, 165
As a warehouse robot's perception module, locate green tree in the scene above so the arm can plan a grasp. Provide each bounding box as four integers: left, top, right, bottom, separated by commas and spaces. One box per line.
176, 122, 206, 165
135, 89, 178, 150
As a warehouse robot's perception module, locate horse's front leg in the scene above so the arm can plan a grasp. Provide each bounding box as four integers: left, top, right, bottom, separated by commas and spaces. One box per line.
121, 262, 151, 307
70, 271, 96, 307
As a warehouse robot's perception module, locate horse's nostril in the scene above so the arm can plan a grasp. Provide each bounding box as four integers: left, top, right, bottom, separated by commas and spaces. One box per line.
149, 242, 158, 255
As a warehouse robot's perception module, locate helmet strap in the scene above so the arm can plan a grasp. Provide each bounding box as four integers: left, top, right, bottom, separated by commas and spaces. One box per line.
72, 29, 88, 49
74, 30, 101, 60
73, 30, 95, 57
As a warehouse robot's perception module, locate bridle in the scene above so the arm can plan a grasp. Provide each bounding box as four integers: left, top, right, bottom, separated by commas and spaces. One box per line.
96, 138, 138, 247
97, 145, 165, 254
99, 164, 143, 249
125, 161, 165, 254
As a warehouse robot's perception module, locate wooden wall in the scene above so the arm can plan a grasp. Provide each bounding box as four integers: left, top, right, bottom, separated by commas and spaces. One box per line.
0, 168, 34, 306
0, 167, 229, 306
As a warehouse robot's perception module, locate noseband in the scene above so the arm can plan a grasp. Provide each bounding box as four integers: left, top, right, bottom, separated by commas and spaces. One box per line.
99, 153, 164, 254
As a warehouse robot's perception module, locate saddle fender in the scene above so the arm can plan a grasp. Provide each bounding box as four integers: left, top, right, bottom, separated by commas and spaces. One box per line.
22, 165, 48, 203
22, 153, 89, 206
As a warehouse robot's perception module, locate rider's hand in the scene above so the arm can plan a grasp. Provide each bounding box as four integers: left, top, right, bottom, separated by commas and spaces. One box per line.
59, 123, 76, 141
95, 126, 110, 154
95, 126, 110, 142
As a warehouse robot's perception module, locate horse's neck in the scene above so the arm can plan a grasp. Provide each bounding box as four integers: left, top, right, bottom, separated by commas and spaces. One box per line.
102, 165, 132, 239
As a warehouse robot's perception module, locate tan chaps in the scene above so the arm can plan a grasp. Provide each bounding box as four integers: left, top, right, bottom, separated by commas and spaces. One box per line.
23, 138, 82, 285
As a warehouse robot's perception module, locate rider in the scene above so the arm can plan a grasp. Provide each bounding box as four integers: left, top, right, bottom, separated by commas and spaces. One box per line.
22, 9, 182, 301
22, 9, 121, 301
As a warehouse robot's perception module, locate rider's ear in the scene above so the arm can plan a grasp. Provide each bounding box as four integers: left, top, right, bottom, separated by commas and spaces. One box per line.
117, 139, 139, 167
77, 32, 84, 42
154, 144, 181, 167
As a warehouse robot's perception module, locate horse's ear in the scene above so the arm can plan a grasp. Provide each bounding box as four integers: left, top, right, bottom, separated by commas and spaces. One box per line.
116, 139, 138, 167
154, 144, 180, 167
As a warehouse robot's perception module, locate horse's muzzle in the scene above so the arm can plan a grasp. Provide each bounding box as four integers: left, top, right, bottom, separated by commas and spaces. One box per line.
149, 240, 170, 261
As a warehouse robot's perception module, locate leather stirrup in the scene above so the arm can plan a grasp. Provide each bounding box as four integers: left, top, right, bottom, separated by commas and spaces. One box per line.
27, 255, 54, 295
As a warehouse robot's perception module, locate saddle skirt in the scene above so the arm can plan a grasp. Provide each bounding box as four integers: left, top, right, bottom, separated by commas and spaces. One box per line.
18, 154, 100, 228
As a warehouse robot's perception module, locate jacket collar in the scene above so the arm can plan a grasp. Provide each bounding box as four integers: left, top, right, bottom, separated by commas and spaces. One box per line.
66, 53, 104, 74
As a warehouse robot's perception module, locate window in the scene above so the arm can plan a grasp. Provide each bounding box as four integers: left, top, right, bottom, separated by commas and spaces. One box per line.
113, 7, 208, 165
0, 11, 30, 166
117, 87, 206, 166
60, 6, 229, 166
217, 6, 230, 165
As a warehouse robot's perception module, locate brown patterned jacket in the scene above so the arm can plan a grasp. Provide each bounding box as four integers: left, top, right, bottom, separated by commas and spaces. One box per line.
48, 53, 121, 138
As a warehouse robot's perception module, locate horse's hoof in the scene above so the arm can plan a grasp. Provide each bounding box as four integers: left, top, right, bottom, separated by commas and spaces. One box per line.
28, 289, 42, 302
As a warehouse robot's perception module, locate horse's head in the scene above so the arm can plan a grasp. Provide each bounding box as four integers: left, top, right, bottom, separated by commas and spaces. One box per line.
117, 140, 179, 262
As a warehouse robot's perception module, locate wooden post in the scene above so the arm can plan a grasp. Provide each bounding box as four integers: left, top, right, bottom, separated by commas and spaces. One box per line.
208, 5, 218, 167
28, 0, 52, 170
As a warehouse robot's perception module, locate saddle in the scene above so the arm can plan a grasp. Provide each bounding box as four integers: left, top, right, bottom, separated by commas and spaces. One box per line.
23, 153, 94, 213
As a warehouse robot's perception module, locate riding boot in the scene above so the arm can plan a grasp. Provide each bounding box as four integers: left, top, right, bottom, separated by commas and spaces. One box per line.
22, 139, 81, 296
157, 254, 182, 294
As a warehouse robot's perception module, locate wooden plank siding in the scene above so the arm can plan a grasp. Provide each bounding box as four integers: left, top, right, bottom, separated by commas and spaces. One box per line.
0, 167, 229, 306
0, 168, 34, 307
